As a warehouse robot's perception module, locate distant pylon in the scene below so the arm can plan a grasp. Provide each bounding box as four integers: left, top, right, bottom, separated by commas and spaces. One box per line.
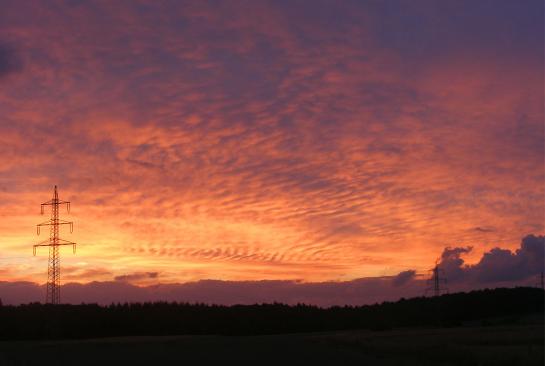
32, 186, 76, 304
424, 260, 448, 297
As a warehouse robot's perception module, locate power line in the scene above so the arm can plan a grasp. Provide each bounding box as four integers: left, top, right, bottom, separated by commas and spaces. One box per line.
32, 186, 77, 304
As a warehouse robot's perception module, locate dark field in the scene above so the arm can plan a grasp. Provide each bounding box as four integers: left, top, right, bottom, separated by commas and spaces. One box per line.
0, 323, 543, 366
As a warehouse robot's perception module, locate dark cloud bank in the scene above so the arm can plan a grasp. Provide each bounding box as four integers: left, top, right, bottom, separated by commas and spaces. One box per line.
1, 235, 542, 306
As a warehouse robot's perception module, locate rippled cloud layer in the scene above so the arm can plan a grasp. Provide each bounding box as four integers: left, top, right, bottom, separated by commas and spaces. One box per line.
0, 1, 542, 285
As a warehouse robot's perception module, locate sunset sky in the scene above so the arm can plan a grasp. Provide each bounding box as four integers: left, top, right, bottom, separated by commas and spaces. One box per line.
0, 0, 543, 304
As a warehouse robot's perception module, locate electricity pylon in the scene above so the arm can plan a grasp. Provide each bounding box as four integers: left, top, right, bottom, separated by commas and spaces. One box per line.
424, 260, 448, 297
33, 186, 76, 304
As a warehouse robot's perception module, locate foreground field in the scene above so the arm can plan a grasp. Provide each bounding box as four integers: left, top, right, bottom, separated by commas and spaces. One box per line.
0, 323, 542, 366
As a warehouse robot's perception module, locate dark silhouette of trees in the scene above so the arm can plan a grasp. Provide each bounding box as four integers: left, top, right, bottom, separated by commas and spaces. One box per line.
0, 287, 542, 340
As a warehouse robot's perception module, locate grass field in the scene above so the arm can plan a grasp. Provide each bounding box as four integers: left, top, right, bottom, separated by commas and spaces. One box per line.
0, 323, 542, 366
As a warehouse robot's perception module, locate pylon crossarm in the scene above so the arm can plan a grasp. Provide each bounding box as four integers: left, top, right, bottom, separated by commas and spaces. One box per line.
41, 200, 70, 214
37, 219, 73, 225
57, 239, 77, 254
41, 199, 70, 206
37, 220, 74, 234
33, 240, 77, 255
57, 238, 76, 246
33, 241, 49, 255
34, 241, 75, 247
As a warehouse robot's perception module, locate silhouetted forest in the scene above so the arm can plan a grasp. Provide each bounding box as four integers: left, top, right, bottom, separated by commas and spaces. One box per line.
0, 287, 542, 340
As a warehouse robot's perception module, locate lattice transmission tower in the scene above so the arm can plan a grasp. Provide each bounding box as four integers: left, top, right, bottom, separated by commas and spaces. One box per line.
32, 186, 77, 304
424, 260, 448, 297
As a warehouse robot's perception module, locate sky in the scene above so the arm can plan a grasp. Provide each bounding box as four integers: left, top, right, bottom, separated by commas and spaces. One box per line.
0, 0, 543, 304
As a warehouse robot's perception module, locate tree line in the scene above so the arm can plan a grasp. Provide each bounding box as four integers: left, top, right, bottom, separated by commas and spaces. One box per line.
0, 287, 542, 340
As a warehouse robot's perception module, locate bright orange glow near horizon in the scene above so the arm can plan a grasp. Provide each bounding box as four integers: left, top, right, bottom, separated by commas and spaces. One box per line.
0, 1, 543, 289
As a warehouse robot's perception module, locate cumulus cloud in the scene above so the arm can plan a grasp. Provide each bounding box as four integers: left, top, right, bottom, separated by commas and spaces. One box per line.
391, 270, 416, 287
439, 235, 544, 284
439, 246, 473, 281
471, 234, 544, 282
